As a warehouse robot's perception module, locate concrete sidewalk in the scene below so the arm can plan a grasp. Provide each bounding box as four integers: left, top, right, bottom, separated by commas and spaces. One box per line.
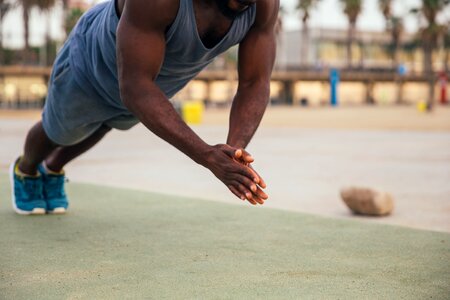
1, 114, 450, 232
1, 175, 449, 299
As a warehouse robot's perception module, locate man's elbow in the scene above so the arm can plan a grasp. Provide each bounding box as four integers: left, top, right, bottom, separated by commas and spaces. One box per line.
119, 78, 147, 109
119, 81, 135, 109
238, 78, 270, 96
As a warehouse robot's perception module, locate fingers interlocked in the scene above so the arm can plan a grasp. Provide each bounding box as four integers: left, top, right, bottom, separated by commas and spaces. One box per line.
210, 144, 268, 206
224, 145, 268, 205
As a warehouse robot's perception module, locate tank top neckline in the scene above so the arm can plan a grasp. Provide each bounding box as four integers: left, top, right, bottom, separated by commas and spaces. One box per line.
188, 0, 238, 51
112, 0, 248, 52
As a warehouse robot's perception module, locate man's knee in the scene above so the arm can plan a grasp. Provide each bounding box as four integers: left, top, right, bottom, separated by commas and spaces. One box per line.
30, 121, 60, 147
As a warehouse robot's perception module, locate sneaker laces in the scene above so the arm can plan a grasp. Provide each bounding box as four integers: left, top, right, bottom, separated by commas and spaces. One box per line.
45, 174, 67, 199
21, 177, 44, 200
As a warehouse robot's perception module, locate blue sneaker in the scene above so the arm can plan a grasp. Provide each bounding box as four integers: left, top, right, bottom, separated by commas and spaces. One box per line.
9, 158, 46, 215
38, 164, 69, 214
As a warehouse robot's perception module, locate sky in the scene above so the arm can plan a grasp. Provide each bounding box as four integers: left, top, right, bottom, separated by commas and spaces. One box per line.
1, 0, 449, 49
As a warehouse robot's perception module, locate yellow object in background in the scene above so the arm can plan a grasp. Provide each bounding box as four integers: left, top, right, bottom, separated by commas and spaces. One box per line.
417, 101, 428, 113
182, 101, 204, 124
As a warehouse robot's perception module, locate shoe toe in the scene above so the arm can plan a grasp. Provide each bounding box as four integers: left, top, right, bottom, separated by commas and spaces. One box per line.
14, 206, 46, 215
49, 207, 66, 214
30, 208, 46, 215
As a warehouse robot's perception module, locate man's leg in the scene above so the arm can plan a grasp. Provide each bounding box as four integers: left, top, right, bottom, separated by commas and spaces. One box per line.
18, 121, 111, 174
18, 121, 58, 175
44, 124, 111, 172
11, 121, 59, 214
14, 121, 112, 214
42, 124, 111, 214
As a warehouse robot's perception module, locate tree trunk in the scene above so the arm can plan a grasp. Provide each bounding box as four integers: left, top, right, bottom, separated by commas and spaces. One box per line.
444, 48, 449, 74
365, 80, 375, 104
393, 40, 403, 104
395, 77, 404, 105
62, 0, 70, 38
22, 5, 30, 64
347, 22, 355, 69
424, 43, 435, 111
45, 12, 51, 66
0, 15, 3, 65
301, 20, 309, 67
359, 42, 364, 68
427, 75, 435, 111
393, 41, 400, 70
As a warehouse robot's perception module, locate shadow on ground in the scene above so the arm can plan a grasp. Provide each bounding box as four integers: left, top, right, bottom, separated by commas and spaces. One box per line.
1, 174, 449, 299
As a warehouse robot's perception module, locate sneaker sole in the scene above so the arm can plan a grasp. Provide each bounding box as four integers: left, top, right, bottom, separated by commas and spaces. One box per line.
9, 161, 46, 216
48, 207, 66, 215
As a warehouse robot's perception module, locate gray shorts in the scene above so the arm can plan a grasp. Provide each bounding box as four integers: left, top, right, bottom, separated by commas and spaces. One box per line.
42, 42, 139, 146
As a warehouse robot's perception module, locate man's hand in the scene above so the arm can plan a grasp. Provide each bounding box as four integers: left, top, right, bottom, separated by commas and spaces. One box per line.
205, 144, 268, 205
233, 148, 267, 187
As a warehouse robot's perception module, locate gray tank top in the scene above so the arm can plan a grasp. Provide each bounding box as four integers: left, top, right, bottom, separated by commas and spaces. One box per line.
69, 0, 257, 111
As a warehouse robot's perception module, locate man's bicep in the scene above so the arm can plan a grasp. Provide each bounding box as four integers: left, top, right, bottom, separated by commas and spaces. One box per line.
237, 28, 276, 86
238, 1, 279, 86
116, 22, 165, 94
116, 0, 174, 102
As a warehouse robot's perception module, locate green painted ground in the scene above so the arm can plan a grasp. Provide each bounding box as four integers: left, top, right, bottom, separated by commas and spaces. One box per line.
1, 174, 449, 299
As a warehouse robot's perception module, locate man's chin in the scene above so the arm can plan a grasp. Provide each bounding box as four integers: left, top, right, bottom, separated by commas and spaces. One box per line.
215, 0, 247, 20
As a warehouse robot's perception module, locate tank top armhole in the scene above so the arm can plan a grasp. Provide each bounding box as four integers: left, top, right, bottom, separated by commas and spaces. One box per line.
165, 0, 184, 43
250, 4, 256, 26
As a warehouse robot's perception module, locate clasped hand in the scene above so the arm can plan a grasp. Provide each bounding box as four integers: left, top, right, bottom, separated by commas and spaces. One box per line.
206, 144, 268, 205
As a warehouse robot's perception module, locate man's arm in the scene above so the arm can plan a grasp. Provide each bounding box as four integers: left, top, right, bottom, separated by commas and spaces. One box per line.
116, 0, 265, 205
226, 0, 279, 149
117, 0, 209, 165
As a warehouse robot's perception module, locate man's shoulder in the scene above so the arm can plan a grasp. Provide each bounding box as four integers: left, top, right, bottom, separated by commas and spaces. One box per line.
254, 0, 280, 28
122, 0, 180, 29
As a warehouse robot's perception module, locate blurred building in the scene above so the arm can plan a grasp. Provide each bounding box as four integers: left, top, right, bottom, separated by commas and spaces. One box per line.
1, 21, 449, 108
276, 28, 447, 74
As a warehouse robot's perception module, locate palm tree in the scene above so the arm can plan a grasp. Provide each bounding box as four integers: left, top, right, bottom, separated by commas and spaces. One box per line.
61, 0, 70, 37
65, 7, 84, 35
297, 0, 320, 67
17, 0, 34, 62
411, 0, 450, 110
35, 0, 56, 12
340, 0, 362, 69
0, 0, 13, 64
378, 0, 403, 68
35, 0, 57, 65
378, 0, 391, 28
378, 0, 405, 115
390, 17, 404, 69
18, 0, 57, 64
444, 28, 449, 73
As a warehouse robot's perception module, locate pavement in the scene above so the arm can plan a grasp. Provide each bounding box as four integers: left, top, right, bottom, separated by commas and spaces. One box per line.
1, 175, 449, 299
1, 107, 450, 232
1, 107, 450, 298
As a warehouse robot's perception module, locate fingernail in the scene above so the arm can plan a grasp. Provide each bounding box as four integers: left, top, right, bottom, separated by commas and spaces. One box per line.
254, 178, 259, 183
251, 185, 257, 192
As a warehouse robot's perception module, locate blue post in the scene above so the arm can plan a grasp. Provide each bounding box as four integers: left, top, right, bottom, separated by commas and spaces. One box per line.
330, 69, 340, 107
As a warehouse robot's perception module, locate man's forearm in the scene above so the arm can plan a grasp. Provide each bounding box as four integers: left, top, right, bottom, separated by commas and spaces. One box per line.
122, 83, 211, 166
226, 82, 270, 149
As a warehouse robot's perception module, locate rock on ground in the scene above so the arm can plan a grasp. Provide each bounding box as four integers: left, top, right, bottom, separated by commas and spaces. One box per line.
340, 187, 394, 216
